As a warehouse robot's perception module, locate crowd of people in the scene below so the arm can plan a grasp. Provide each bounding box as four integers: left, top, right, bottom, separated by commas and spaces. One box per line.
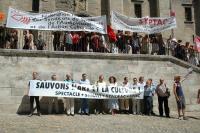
0, 27, 200, 67
27, 71, 198, 120
168, 38, 200, 66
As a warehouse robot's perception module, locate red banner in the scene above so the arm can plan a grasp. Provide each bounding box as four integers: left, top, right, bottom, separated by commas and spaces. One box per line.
194, 36, 200, 52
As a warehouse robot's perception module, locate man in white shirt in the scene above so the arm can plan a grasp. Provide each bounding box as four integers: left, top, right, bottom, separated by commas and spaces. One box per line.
94, 75, 106, 114
132, 77, 141, 115
138, 76, 146, 114
119, 77, 130, 114
79, 73, 90, 115
48, 74, 59, 114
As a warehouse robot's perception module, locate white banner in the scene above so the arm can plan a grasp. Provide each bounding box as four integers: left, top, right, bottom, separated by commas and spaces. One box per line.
111, 11, 176, 34
29, 80, 144, 99
6, 7, 107, 34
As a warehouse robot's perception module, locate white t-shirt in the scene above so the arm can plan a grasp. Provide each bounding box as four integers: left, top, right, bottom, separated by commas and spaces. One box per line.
96, 81, 106, 86
79, 79, 90, 85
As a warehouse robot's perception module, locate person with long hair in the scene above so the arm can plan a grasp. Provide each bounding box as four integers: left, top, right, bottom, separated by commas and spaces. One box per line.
108, 76, 119, 115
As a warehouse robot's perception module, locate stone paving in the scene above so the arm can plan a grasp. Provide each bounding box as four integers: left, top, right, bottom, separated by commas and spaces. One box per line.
0, 112, 200, 133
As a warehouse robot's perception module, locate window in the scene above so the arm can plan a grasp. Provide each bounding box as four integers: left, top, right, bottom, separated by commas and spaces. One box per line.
134, 4, 142, 18
185, 7, 192, 22
32, 0, 40, 12
182, 3, 193, 23
149, 0, 159, 17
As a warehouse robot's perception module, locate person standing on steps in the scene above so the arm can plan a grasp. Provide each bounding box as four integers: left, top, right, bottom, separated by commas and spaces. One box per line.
156, 79, 170, 118
28, 72, 41, 117
173, 76, 186, 120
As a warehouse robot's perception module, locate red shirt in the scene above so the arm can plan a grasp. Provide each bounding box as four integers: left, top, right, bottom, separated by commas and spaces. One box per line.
91, 35, 100, 48
72, 34, 80, 45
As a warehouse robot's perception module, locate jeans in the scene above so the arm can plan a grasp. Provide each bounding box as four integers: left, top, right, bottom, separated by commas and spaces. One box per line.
81, 98, 89, 114
144, 96, 152, 115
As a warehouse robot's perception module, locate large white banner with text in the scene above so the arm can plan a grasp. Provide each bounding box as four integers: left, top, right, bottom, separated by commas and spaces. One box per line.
6, 7, 107, 34
29, 80, 144, 99
111, 11, 176, 34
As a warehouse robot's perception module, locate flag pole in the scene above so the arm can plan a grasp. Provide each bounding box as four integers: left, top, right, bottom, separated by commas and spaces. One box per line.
148, 33, 150, 55
169, 0, 174, 38
181, 67, 193, 83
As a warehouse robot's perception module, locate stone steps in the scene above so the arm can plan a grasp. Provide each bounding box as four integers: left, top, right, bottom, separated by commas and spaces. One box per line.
0, 104, 21, 114
0, 88, 11, 96
0, 96, 24, 104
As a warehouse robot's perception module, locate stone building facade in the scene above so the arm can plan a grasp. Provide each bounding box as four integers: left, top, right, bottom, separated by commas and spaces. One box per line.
0, 49, 200, 114
0, 0, 199, 44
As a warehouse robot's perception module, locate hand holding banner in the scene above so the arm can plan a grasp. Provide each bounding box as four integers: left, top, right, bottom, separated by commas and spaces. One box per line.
29, 80, 144, 99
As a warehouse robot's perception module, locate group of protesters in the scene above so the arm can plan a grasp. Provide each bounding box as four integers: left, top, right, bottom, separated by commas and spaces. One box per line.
168, 39, 200, 66
28, 71, 194, 120
0, 26, 199, 67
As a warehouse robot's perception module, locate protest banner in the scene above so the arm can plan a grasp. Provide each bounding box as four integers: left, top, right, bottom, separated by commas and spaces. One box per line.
6, 7, 107, 34
111, 11, 177, 34
194, 36, 200, 52
29, 80, 144, 99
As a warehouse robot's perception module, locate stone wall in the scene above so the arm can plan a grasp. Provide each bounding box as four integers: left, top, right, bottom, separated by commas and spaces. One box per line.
0, 49, 200, 114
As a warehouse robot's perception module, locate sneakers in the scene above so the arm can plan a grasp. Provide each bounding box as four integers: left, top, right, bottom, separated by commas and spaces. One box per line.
85, 113, 90, 116
28, 113, 33, 117
102, 111, 106, 115
178, 116, 187, 120
178, 116, 183, 120
28, 112, 41, 117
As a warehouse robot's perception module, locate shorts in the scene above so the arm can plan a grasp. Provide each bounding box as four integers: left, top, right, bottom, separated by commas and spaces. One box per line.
176, 96, 185, 109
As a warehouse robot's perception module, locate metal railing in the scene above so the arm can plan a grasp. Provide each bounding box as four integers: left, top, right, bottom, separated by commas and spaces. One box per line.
0, 28, 199, 67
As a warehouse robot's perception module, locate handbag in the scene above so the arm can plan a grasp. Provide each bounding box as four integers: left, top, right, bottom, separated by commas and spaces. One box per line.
166, 88, 170, 98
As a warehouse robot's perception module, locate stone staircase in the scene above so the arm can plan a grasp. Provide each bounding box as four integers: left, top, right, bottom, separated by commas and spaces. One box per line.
0, 49, 200, 114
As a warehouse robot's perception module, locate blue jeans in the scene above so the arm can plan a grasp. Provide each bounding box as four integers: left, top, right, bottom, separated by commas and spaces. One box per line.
81, 98, 89, 114
144, 96, 152, 115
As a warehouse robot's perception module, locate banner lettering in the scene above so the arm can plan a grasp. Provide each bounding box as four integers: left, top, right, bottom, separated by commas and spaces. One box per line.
29, 80, 144, 99
6, 7, 107, 34
111, 11, 176, 34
